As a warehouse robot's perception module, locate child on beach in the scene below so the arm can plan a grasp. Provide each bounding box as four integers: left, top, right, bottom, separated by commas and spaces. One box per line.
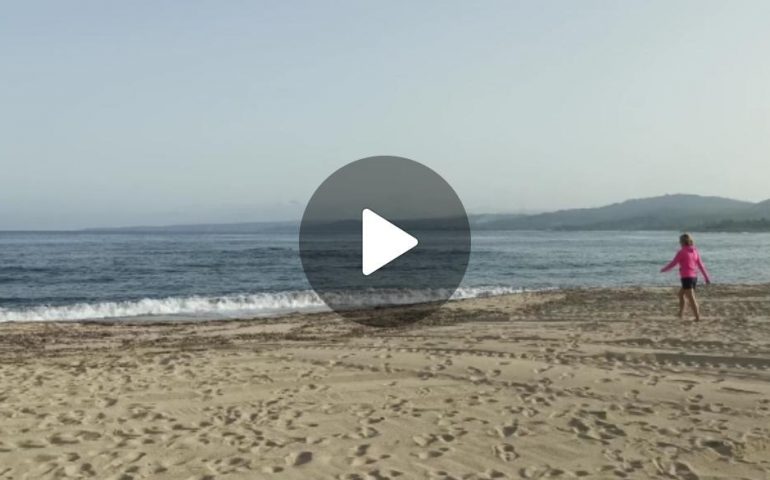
660, 233, 711, 322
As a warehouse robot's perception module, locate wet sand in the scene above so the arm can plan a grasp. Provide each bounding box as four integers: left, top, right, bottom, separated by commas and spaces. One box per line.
1, 285, 769, 479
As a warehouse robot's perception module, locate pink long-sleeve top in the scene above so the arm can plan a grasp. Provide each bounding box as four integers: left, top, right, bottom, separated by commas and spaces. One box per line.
661, 245, 711, 282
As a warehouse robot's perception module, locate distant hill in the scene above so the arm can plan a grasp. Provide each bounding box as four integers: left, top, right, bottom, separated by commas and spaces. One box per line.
749, 199, 770, 216
470, 194, 770, 231
80, 194, 770, 233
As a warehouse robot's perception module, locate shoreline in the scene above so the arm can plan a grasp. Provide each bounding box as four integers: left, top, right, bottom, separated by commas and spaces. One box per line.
0, 285, 537, 324
0, 283, 764, 327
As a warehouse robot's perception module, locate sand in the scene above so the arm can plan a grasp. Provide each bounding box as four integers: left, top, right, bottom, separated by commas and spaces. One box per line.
1, 285, 769, 480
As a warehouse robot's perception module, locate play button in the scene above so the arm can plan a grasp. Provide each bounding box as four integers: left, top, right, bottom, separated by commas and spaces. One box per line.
362, 209, 418, 276
299, 156, 471, 326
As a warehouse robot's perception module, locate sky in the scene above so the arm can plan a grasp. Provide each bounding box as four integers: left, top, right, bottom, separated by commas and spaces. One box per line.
1, 1, 769, 230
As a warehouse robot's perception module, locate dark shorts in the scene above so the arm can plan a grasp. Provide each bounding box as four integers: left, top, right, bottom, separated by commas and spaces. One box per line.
681, 277, 698, 289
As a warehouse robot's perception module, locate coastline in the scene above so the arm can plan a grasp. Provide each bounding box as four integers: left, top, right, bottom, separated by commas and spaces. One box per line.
1, 285, 769, 478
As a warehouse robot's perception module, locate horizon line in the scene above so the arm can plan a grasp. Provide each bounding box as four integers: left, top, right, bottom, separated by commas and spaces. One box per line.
1, 193, 767, 232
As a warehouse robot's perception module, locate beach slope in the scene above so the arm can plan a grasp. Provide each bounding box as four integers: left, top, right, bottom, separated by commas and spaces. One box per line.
1, 285, 769, 479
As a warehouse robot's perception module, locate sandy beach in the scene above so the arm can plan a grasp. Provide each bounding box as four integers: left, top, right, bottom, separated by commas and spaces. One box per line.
1, 285, 769, 480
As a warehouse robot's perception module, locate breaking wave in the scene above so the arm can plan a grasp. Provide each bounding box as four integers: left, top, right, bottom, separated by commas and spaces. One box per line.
0, 286, 528, 323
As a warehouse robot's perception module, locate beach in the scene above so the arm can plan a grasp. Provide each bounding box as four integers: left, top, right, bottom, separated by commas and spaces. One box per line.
1, 285, 769, 480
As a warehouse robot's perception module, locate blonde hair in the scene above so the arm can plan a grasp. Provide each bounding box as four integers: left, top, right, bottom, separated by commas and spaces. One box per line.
679, 233, 694, 246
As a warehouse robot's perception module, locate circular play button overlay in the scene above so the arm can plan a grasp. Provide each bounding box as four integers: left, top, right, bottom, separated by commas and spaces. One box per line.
299, 156, 471, 326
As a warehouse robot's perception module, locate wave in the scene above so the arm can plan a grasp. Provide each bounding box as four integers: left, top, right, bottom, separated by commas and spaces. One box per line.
0, 286, 528, 323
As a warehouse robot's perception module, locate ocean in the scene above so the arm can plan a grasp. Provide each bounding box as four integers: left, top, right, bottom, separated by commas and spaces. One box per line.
1, 230, 769, 322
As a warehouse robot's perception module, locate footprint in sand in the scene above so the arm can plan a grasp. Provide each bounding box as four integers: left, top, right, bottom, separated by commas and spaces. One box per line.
350, 426, 379, 439
693, 437, 735, 458
262, 465, 284, 474
350, 444, 370, 457
413, 434, 436, 447
96, 396, 118, 408
416, 448, 449, 460
494, 421, 518, 438
493, 443, 518, 462
16, 439, 46, 449
285, 451, 313, 467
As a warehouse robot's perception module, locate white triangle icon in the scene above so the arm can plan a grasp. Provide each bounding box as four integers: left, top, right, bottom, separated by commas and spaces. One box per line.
362, 208, 419, 276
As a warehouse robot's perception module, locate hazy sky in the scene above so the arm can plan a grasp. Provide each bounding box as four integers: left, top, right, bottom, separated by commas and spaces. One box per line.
2, 1, 769, 229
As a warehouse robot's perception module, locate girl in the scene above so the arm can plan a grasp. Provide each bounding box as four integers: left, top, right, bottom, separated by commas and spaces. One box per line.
660, 233, 711, 322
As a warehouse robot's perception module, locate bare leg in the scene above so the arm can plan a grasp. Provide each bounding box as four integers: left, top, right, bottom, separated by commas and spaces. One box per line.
684, 289, 700, 322
677, 288, 685, 319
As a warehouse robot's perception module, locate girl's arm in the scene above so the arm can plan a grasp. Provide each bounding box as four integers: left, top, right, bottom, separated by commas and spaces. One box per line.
660, 251, 680, 273
697, 255, 711, 284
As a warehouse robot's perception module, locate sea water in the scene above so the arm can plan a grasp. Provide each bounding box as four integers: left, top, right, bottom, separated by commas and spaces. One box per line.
1, 230, 769, 322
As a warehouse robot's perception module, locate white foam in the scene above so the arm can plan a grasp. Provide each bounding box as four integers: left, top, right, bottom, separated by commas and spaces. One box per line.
0, 286, 529, 323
